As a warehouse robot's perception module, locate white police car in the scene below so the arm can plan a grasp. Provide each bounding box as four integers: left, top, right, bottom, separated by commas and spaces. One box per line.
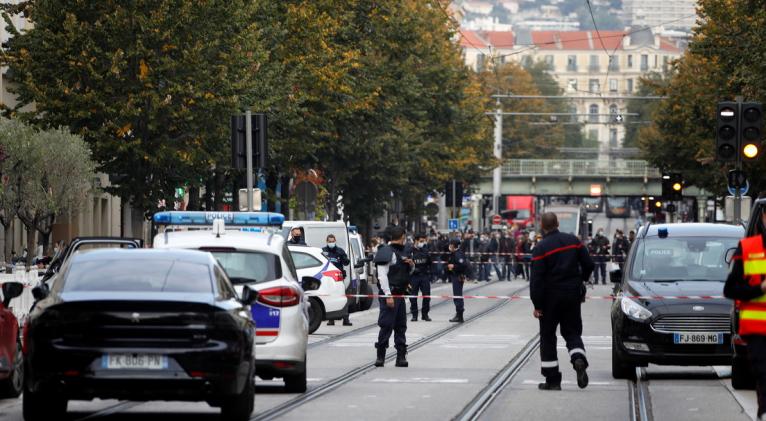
152, 211, 318, 393
288, 245, 348, 334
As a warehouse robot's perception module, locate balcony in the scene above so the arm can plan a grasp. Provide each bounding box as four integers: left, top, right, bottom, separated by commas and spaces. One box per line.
567, 64, 578, 72
588, 64, 600, 72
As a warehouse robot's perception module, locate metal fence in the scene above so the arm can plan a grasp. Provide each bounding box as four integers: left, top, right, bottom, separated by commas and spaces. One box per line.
501, 159, 661, 178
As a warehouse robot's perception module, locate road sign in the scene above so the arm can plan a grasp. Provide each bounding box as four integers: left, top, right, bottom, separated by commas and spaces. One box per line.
448, 219, 459, 231
491, 214, 502, 225
727, 180, 749, 196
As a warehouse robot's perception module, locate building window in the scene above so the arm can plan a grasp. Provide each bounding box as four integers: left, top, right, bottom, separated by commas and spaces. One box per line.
544, 55, 554, 68
589, 104, 599, 123
567, 55, 577, 71
588, 129, 599, 142
608, 56, 619, 71
609, 128, 618, 148
640, 54, 648, 71
627, 79, 634, 93
569, 105, 578, 122
654, 55, 658, 68
589, 79, 600, 93
476, 53, 485, 72
627, 55, 633, 68
609, 79, 618, 92
567, 79, 578, 92
589, 54, 599, 71
522, 55, 532, 67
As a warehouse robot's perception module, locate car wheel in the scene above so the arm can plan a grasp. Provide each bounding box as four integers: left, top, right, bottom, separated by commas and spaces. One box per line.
307, 298, 323, 334
359, 281, 373, 311
284, 358, 307, 393
732, 355, 756, 390
23, 388, 67, 421
611, 336, 636, 380
220, 374, 254, 421
0, 340, 23, 398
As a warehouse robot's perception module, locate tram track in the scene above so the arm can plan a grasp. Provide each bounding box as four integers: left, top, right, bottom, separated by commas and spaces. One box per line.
628, 367, 653, 421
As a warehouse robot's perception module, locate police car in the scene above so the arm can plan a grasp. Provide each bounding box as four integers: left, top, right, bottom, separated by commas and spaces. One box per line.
152, 211, 319, 393
288, 244, 348, 334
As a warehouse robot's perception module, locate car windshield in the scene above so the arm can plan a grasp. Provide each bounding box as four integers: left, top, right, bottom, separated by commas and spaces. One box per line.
209, 251, 281, 284
631, 236, 739, 282
63, 259, 212, 293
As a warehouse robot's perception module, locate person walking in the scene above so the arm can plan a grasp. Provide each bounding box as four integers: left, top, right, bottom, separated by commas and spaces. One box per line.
531, 212, 595, 391
516, 232, 532, 281
588, 228, 609, 284
499, 231, 516, 281
373, 226, 414, 367
409, 234, 432, 322
446, 238, 469, 323
612, 230, 631, 270
323, 234, 353, 326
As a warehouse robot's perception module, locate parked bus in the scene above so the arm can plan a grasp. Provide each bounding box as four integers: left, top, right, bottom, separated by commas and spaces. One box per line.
500, 195, 535, 228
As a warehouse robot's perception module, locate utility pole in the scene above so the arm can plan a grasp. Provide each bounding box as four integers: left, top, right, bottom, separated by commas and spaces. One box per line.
492, 100, 502, 217
245, 110, 254, 211
734, 96, 743, 225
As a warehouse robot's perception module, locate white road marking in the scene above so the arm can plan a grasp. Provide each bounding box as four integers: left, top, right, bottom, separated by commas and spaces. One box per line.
371, 378, 469, 384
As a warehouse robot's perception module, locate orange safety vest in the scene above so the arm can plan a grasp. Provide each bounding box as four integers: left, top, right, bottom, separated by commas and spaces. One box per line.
738, 235, 766, 336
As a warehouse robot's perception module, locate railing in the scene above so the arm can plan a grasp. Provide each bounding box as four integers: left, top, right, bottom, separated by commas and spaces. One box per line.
500, 159, 661, 178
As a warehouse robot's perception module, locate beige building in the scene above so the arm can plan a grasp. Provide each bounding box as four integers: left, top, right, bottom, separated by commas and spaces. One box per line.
460, 28, 683, 159
623, 0, 697, 32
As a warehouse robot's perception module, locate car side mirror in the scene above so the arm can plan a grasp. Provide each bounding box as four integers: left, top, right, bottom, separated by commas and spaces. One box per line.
240, 285, 258, 306
302, 276, 321, 291
354, 260, 366, 269
31, 283, 50, 301
725, 247, 737, 265
1, 281, 23, 308
609, 269, 623, 284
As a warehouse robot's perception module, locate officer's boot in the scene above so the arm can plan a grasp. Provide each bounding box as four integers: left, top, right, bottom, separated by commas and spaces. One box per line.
374, 347, 386, 367
573, 358, 589, 389
538, 373, 562, 391
395, 350, 408, 367
411, 310, 418, 322
449, 311, 464, 323
422, 313, 432, 322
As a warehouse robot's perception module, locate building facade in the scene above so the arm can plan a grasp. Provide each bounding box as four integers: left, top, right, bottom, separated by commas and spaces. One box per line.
623, 0, 697, 32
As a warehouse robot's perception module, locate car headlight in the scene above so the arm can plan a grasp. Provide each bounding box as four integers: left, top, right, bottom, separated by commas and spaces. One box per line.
620, 296, 652, 321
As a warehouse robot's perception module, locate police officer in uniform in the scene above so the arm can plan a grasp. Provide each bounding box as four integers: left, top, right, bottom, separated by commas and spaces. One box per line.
323, 234, 352, 326
446, 238, 469, 323
531, 212, 594, 390
725, 210, 766, 419
288, 227, 306, 245
374, 226, 414, 367
409, 234, 432, 322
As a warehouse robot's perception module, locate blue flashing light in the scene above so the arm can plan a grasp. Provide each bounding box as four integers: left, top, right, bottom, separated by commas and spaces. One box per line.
658, 227, 669, 238
348, 225, 358, 234
153, 211, 284, 227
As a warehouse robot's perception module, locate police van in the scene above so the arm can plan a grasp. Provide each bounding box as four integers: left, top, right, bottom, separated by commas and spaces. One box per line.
152, 211, 319, 393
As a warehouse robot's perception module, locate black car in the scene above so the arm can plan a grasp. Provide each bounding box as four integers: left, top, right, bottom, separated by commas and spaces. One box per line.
610, 223, 744, 379
23, 249, 258, 421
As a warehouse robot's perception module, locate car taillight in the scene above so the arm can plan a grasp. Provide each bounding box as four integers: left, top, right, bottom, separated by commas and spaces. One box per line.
22, 322, 30, 355
257, 286, 300, 307
323, 270, 344, 282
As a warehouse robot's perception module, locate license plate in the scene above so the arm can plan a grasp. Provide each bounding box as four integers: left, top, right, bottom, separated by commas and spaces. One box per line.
102, 353, 168, 370
673, 332, 723, 344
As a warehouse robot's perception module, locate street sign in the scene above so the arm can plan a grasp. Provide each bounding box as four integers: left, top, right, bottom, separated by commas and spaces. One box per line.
448, 218, 459, 231
728, 169, 747, 189
491, 214, 502, 225
727, 180, 749, 196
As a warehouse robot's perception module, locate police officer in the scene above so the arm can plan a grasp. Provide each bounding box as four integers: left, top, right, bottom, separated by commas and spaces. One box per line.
531, 212, 594, 391
409, 234, 432, 322
446, 238, 469, 323
323, 234, 352, 327
288, 227, 306, 245
724, 209, 766, 419
374, 226, 414, 367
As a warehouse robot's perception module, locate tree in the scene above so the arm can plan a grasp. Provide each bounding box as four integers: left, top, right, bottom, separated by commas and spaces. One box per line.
2, 0, 267, 215
0, 119, 34, 261
623, 72, 665, 149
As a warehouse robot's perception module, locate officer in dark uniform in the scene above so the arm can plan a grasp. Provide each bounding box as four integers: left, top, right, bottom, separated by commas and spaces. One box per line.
409, 234, 432, 322
373, 226, 414, 367
323, 234, 352, 326
531, 212, 594, 391
288, 227, 306, 245
446, 238, 469, 323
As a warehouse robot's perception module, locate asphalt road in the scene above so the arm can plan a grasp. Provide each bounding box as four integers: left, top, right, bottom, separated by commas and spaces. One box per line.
0, 282, 759, 421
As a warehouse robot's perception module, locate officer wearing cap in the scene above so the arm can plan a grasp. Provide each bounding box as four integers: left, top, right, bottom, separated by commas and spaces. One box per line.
725, 208, 766, 419
373, 226, 414, 367
409, 234, 432, 322
446, 237, 469, 323
531, 212, 594, 391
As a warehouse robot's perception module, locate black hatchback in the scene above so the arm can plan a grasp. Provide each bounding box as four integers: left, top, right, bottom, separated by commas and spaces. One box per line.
23, 249, 258, 421
610, 223, 744, 379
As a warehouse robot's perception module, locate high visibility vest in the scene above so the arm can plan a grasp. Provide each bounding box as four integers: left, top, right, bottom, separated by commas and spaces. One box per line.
738, 235, 766, 336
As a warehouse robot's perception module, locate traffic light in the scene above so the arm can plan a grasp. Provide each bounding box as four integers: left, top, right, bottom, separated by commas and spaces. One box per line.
669, 173, 683, 201
654, 200, 663, 210
717, 102, 738, 162
445, 181, 463, 208
741, 102, 762, 160
231, 113, 268, 170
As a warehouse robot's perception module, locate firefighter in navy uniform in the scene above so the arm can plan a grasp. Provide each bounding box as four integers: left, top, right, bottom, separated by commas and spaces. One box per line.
724, 209, 766, 420
446, 238, 469, 323
374, 226, 414, 368
409, 234, 432, 322
531, 212, 594, 391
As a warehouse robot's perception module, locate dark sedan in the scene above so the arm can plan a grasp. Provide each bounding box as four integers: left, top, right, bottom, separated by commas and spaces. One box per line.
610, 223, 744, 379
23, 249, 257, 421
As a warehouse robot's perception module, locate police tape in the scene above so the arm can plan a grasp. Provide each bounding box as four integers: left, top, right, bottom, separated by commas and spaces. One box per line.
315, 293, 726, 301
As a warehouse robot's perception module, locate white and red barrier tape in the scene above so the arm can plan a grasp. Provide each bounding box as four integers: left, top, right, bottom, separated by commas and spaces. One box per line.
315, 293, 726, 301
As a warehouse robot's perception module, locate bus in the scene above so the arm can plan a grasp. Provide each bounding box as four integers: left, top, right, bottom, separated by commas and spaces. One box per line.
543, 204, 589, 240
500, 195, 535, 228
606, 196, 631, 218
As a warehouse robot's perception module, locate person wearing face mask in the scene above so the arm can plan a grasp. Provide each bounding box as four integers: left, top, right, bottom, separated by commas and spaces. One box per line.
446, 238, 469, 322
587, 228, 610, 284
612, 229, 630, 270
288, 227, 306, 245
408, 234, 432, 322
323, 234, 352, 326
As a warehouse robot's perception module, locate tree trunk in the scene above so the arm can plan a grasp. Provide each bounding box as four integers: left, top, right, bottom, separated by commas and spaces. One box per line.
266, 171, 278, 212
204, 174, 214, 211
2, 222, 11, 263
280, 175, 291, 215
187, 185, 200, 211
25, 223, 35, 267
213, 170, 224, 211
328, 178, 337, 221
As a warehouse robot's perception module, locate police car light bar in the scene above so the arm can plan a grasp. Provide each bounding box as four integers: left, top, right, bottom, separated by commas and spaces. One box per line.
153, 211, 285, 227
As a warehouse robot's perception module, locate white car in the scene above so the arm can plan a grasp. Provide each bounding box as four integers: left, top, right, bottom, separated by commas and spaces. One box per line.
288, 245, 348, 333
152, 211, 315, 393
